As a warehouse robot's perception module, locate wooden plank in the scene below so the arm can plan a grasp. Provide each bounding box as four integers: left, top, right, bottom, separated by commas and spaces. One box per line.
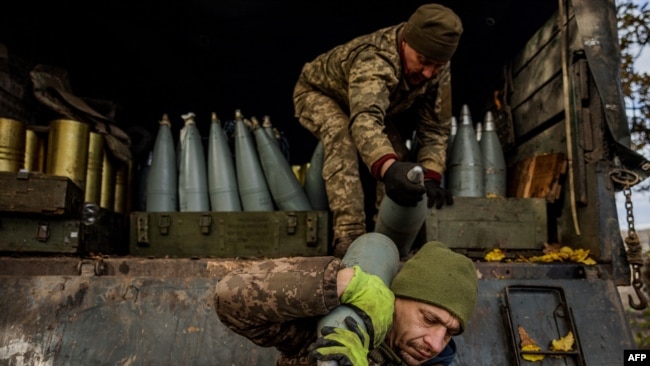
506, 121, 567, 167
511, 72, 565, 140
507, 153, 567, 202
510, 17, 581, 110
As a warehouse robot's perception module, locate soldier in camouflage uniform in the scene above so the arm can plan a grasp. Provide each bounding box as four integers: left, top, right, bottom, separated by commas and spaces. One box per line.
293, 3, 461, 257
215, 238, 479, 366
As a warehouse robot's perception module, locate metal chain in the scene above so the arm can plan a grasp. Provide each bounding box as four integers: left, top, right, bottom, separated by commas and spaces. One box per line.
611, 168, 647, 310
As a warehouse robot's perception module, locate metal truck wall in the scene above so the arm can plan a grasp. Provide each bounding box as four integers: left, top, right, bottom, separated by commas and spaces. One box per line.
0, 258, 281, 365
0, 258, 635, 366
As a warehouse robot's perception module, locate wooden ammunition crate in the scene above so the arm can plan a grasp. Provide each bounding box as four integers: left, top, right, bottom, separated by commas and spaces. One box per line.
0, 171, 84, 217
130, 211, 329, 258
425, 197, 547, 251
0, 208, 128, 255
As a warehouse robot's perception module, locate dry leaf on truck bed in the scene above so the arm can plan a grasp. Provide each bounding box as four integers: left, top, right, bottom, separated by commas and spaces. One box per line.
484, 248, 506, 262
527, 245, 596, 265
518, 325, 545, 362
550, 331, 574, 352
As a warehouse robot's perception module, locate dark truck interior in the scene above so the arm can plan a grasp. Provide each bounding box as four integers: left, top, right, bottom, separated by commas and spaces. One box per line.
2, 3, 646, 364
0, 0, 557, 163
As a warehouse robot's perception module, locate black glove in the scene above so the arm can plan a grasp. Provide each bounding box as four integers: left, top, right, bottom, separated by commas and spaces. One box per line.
309, 317, 370, 366
382, 162, 426, 207
425, 179, 453, 209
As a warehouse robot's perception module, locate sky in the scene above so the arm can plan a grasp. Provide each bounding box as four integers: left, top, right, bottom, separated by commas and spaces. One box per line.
615, 9, 650, 230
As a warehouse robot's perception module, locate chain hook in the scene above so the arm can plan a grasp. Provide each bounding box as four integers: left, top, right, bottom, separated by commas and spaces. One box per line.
610, 168, 647, 310
629, 263, 648, 310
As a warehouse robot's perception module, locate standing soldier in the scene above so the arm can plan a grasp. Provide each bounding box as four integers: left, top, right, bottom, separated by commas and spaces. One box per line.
293, 3, 459, 257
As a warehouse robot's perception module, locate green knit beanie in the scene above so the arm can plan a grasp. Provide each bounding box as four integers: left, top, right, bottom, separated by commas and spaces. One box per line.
403, 4, 463, 62
390, 241, 478, 333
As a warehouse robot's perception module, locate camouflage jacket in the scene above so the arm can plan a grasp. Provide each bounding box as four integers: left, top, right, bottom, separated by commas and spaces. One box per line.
215, 256, 453, 366
296, 23, 453, 175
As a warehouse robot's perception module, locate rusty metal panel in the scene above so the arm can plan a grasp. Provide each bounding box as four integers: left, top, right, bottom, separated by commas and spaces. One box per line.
0, 258, 280, 365
454, 263, 635, 366
0, 259, 634, 365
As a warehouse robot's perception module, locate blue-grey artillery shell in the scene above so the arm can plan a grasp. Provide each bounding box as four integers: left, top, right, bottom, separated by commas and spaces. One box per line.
479, 111, 507, 197
303, 141, 328, 211
253, 118, 311, 211
208, 113, 242, 212
374, 166, 427, 257
234, 112, 274, 211
448, 104, 485, 197
316, 232, 400, 336
178, 113, 210, 212
146, 114, 178, 212
262, 115, 278, 146
447, 116, 457, 158
443, 116, 458, 189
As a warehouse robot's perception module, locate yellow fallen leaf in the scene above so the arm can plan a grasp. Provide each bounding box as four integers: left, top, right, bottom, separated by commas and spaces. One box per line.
550, 331, 574, 352
529, 253, 555, 263
528, 246, 596, 265
518, 326, 545, 362
485, 248, 505, 262
569, 248, 589, 262
579, 257, 597, 265
522, 344, 545, 362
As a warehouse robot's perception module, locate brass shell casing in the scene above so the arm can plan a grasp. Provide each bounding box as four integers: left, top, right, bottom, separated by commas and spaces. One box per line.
113, 159, 132, 214
0, 117, 26, 172
25, 127, 46, 172
100, 150, 116, 210
84, 132, 105, 204
46, 119, 90, 190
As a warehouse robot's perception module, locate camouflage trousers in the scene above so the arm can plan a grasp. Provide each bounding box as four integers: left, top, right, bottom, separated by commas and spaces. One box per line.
293, 80, 410, 243
215, 256, 344, 365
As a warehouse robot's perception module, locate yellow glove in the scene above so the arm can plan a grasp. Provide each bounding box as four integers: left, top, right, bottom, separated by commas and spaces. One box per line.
309, 316, 370, 366
340, 265, 395, 348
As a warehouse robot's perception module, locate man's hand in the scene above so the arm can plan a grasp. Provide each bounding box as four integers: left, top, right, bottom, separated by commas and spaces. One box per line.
382, 161, 426, 207
425, 179, 453, 209
309, 317, 370, 366
340, 265, 395, 348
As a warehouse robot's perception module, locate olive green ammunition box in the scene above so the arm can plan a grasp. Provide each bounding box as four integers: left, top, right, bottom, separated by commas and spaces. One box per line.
0, 208, 128, 255
130, 211, 329, 258
0, 171, 83, 217
425, 197, 547, 251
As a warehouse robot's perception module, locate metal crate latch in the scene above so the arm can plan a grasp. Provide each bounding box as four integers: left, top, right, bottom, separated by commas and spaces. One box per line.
286, 213, 297, 235
199, 214, 212, 235
77, 259, 106, 276
158, 214, 171, 235
135, 212, 149, 246
306, 212, 318, 247
37, 221, 50, 242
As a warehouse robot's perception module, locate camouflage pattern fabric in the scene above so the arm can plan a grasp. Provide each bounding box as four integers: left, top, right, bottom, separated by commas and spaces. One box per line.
215, 256, 344, 365
293, 23, 452, 242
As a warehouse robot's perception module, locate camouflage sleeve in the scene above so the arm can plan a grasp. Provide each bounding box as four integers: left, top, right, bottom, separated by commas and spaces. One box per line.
215, 256, 344, 355
348, 50, 400, 170
416, 65, 453, 174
